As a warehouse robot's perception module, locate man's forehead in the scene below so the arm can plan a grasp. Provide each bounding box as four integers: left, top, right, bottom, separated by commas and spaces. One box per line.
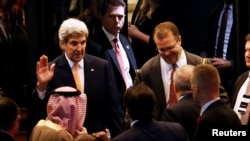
106, 6, 125, 14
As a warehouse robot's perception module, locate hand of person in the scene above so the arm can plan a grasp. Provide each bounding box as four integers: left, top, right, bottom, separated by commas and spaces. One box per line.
128, 24, 150, 45
76, 127, 88, 135
36, 55, 55, 91
128, 24, 140, 38
92, 131, 111, 141
211, 58, 231, 69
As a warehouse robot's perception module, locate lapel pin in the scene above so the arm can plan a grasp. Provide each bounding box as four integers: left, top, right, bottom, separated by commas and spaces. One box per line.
91, 68, 95, 71
126, 45, 130, 49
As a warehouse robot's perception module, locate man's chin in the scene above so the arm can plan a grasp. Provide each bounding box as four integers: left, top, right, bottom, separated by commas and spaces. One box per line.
73, 56, 83, 62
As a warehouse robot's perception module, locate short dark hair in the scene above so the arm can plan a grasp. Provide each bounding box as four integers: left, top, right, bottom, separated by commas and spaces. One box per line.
124, 84, 156, 120
0, 97, 19, 130
100, 0, 126, 15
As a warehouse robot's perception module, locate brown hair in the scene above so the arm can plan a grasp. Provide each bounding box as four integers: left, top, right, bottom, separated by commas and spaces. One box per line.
245, 33, 250, 41
153, 21, 180, 41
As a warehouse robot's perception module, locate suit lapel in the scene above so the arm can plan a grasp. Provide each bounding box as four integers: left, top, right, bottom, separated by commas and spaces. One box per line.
119, 36, 137, 70
55, 55, 75, 86
83, 55, 98, 94
106, 49, 123, 75
97, 30, 124, 76
232, 71, 249, 105
152, 55, 166, 108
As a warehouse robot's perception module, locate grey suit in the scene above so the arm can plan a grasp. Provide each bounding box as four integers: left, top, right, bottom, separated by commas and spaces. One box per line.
136, 50, 229, 120
137, 51, 205, 120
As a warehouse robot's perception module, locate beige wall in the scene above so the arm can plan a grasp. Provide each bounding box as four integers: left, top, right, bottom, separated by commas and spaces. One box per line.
128, 0, 138, 23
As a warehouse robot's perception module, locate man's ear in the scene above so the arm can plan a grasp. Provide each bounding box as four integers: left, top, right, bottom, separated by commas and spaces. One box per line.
59, 41, 65, 51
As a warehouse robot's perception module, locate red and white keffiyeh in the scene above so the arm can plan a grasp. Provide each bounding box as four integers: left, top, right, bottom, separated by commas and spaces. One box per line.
46, 86, 87, 137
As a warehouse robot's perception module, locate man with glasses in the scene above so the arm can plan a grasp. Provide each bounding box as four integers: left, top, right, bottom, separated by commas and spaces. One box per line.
134, 21, 229, 120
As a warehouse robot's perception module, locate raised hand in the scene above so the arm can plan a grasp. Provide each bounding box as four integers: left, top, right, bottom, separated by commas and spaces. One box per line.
36, 55, 55, 91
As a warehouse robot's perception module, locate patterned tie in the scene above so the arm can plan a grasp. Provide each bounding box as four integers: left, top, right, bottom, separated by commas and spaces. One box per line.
113, 38, 127, 86
240, 78, 250, 125
216, 5, 229, 58
168, 64, 177, 105
73, 63, 82, 93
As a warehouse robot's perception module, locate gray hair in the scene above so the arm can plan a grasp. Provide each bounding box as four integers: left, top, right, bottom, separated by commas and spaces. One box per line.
58, 18, 89, 42
173, 64, 195, 91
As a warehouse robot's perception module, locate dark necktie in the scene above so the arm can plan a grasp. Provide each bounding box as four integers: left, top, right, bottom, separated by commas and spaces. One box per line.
216, 5, 229, 58
168, 64, 177, 105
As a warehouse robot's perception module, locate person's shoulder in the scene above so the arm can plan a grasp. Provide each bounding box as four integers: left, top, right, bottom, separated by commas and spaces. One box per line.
184, 50, 210, 65
0, 131, 14, 141
185, 50, 202, 59
84, 53, 107, 62
85, 54, 107, 63
157, 121, 188, 138
141, 55, 160, 69
49, 54, 65, 64
158, 120, 182, 127
119, 33, 131, 43
112, 128, 144, 141
237, 71, 249, 79
119, 33, 129, 39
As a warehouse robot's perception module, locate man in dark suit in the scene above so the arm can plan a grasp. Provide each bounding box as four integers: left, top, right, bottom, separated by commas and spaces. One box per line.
112, 84, 189, 141
201, 0, 247, 98
191, 64, 241, 141
161, 64, 201, 139
91, 0, 137, 130
231, 33, 250, 126
27, 18, 123, 138
0, 97, 20, 141
135, 21, 229, 120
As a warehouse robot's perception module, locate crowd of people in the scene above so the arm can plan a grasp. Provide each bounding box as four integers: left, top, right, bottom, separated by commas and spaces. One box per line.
1, 0, 250, 141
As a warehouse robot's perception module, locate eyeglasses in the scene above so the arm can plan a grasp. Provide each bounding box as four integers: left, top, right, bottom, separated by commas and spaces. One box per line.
157, 41, 178, 53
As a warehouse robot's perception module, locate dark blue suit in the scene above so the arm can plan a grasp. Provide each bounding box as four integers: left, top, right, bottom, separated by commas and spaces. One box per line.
112, 119, 189, 141
28, 54, 123, 137
91, 28, 137, 133
92, 29, 137, 90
